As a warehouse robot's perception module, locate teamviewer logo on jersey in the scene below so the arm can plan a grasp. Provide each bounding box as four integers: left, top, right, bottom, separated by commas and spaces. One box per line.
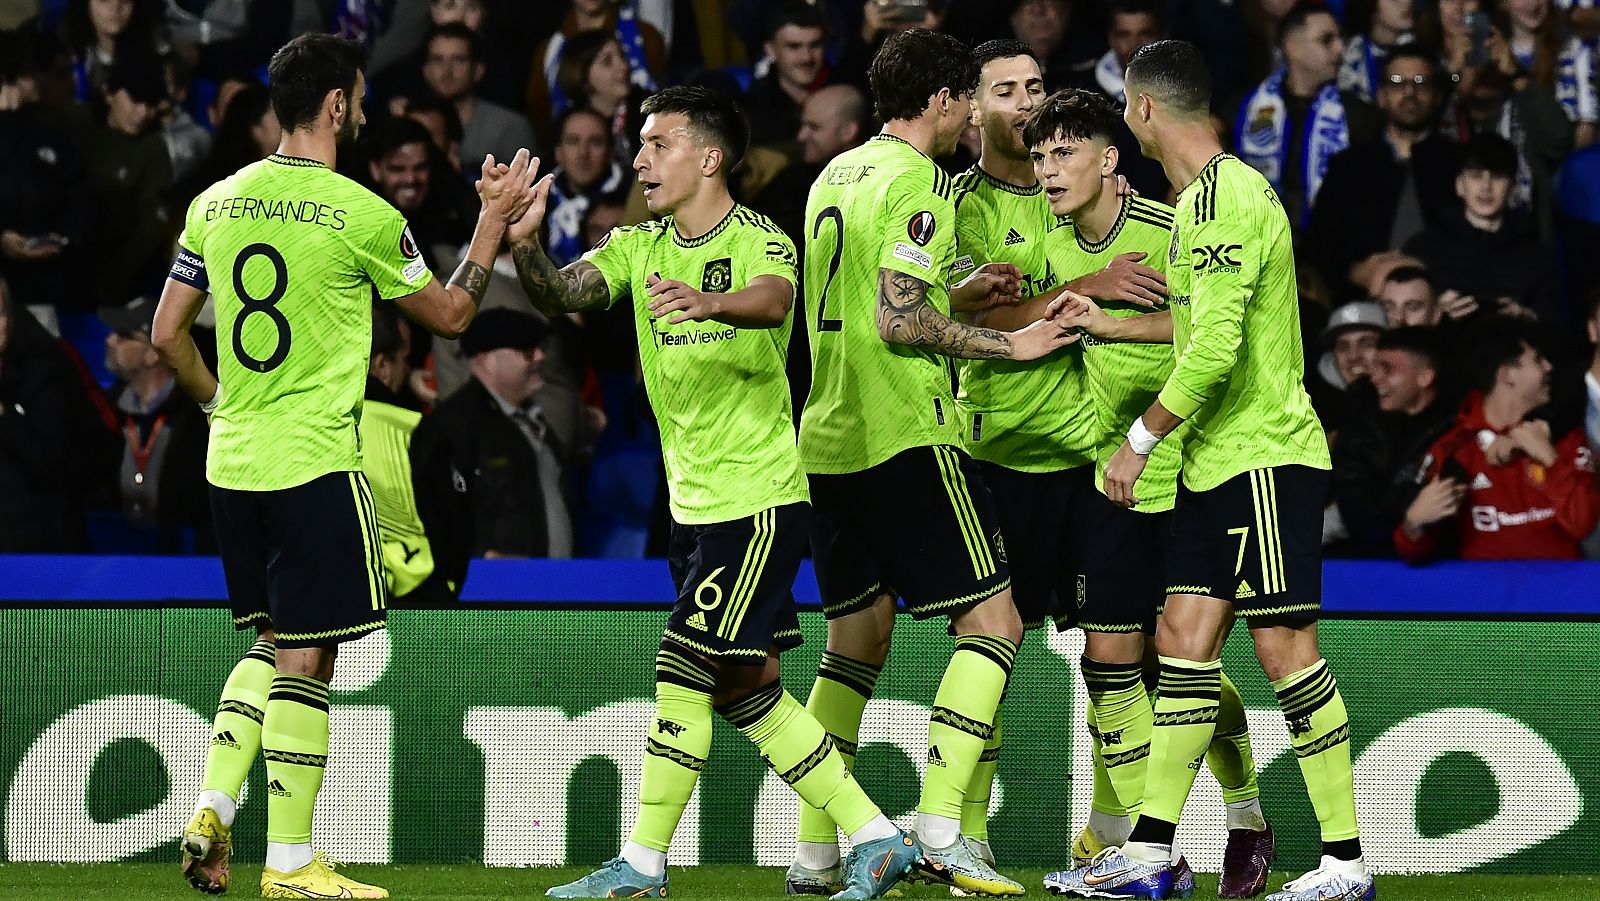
701, 257, 732, 293
907, 211, 937, 246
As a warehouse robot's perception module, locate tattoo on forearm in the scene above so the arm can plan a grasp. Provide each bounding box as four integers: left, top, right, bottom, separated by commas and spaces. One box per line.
448, 260, 492, 308
877, 270, 1014, 359
510, 239, 608, 313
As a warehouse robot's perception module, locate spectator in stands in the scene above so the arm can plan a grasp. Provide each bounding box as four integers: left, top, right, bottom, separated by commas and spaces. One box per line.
361, 300, 451, 602
553, 30, 651, 168
97, 295, 209, 552
747, 83, 870, 243
1330, 326, 1456, 556
530, 0, 665, 139
157, 50, 208, 183
404, 90, 465, 173
1008, 0, 1104, 91
63, 0, 163, 102
1397, 324, 1600, 561
175, 83, 276, 208
1492, 0, 1598, 148
86, 52, 172, 309
1231, 2, 1380, 229
1339, 0, 1417, 102
744, 3, 831, 152
833, 0, 951, 90
1067, 0, 1170, 195
1309, 300, 1388, 436
543, 108, 628, 268
1161, 0, 1253, 102
0, 278, 88, 551
584, 196, 627, 250
412, 309, 576, 591
421, 23, 538, 177
1375, 265, 1444, 327
367, 116, 476, 272
382, 0, 525, 111
0, 41, 94, 318
1404, 132, 1556, 321
1308, 47, 1464, 294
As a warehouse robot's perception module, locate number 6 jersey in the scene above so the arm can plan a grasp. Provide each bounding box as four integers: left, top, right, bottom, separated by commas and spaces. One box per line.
172, 153, 430, 491
798, 134, 961, 475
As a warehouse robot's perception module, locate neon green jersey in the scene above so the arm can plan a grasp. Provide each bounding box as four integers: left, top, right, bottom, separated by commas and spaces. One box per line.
175, 154, 431, 491
949, 165, 1095, 472
583, 204, 808, 524
359, 395, 434, 598
1158, 154, 1330, 490
1056, 197, 1186, 512
798, 134, 961, 474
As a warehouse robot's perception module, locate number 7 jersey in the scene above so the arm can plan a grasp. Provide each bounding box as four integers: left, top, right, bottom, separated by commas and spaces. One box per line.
798, 134, 961, 474
172, 154, 431, 491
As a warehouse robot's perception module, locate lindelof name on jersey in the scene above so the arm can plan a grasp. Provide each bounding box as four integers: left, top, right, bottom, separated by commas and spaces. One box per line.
205, 196, 348, 230
823, 163, 876, 185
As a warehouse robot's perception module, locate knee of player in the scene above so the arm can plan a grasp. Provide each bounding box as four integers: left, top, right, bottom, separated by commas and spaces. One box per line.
951, 592, 1023, 645
275, 645, 337, 682
1247, 623, 1321, 682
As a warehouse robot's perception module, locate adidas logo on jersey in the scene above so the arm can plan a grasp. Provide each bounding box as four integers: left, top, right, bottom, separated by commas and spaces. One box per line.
1471, 472, 1493, 490
267, 779, 291, 797
1235, 580, 1256, 599
211, 730, 240, 749
686, 611, 708, 631
928, 745, 947, 767
1003, 228, 1026, 246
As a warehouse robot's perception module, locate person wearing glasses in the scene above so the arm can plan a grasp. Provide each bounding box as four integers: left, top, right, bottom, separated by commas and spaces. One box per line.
1306, 46, 1464, 295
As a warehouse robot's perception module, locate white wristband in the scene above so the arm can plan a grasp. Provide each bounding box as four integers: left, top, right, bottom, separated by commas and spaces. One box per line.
1127, 416, 1160, 456
199, 383, 223, 415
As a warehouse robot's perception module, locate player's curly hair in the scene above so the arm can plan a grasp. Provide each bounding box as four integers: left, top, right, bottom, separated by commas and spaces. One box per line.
1022, 88, 1122, 149
869, 29, 978, 123
640, 85, 750, 176
267, 33, 366, 134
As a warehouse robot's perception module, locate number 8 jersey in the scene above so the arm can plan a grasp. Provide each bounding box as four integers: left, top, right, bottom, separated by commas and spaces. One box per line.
172, 154, 431, 491
798, 134, 960, 475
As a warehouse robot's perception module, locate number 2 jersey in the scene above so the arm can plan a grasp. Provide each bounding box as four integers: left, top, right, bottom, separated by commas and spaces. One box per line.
799, 134, 961, 474
173, 154, 429, 491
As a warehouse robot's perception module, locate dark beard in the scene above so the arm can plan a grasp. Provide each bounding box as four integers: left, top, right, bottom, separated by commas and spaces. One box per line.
337, 109, 361, 145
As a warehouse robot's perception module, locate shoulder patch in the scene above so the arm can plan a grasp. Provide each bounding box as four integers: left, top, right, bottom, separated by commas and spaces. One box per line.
400, 226, 421, 260
907, 210, 937, 246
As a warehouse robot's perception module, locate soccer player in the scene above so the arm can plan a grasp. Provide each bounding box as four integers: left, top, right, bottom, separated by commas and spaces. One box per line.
1022, 88, 1274, 899
154, 33, 538, 899
1043, 41, 1370, 901
507, 85, 922, 901
789, 28, 1076, 898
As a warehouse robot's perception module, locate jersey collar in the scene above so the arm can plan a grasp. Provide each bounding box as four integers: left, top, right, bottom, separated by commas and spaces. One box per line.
968, 164, 1041, 196
1074, 195, 1131, 254
671, 204, 738, 248
267, 153, 327, 168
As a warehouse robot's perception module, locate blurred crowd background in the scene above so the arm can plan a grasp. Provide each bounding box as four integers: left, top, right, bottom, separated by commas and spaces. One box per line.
1, 0, 1598, 577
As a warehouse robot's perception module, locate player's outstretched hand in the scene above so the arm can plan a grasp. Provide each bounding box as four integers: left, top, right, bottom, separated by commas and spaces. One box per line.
951, 261, 1023, 313
1103, 440, 1148, 508
1007, 316, 1079, 361
1046, 290, 1113, 336
478, 149, 539, 223
1073, 251, 1166, 307
647, 273, 717, 324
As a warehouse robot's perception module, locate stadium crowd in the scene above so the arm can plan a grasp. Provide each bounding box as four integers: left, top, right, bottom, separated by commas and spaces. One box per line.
1, 0, 1598, 572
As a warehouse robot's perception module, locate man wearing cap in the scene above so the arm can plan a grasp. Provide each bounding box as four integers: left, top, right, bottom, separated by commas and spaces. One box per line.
411, 307, 574, 590
1307, 300, 1388, 439
100, 296, 211, 551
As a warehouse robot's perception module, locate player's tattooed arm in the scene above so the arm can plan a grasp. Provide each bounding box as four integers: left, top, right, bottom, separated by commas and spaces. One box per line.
877, 269, 1015, 359
509, 238, 609, 314
447, 260, 492, 309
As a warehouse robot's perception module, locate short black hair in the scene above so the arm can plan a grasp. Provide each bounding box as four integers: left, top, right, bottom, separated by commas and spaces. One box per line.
870, 29, 979, 122
105, 49, 167, 106
640, 85, 750, 175
1375, 326, 1441, 370
1108, 0, 1164, 29
427, 21, 482, 63
371, 298, 405, 360
268, 33, 366, 133
370, 115, 436, 161
972, 39, 1036, 76
766, 1, 826, 41
1383, 265, 1434, 291
1472, 321, 1541, 393
406, 91, 464, 144
1383, 44, 1441, 82
1460, 132, 1519, 179
1124, 39, 1210, 115
1280, 1, 1337, 46
1023, 88, 1121, 148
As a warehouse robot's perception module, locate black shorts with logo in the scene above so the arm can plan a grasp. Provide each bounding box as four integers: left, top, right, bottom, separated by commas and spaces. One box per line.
979, 462, 1097, 630
664, 502, 809, 660
1164, 465, 1329, 626
1074, 486, 1171, 634
210, 470, 388, 649
810, 445, 1011, 621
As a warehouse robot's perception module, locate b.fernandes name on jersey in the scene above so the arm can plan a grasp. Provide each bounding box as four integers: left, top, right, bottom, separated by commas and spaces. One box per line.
204, 196, 349, 230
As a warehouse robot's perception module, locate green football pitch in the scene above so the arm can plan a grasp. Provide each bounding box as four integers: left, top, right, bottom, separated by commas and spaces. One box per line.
0, 865, 1596, 900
